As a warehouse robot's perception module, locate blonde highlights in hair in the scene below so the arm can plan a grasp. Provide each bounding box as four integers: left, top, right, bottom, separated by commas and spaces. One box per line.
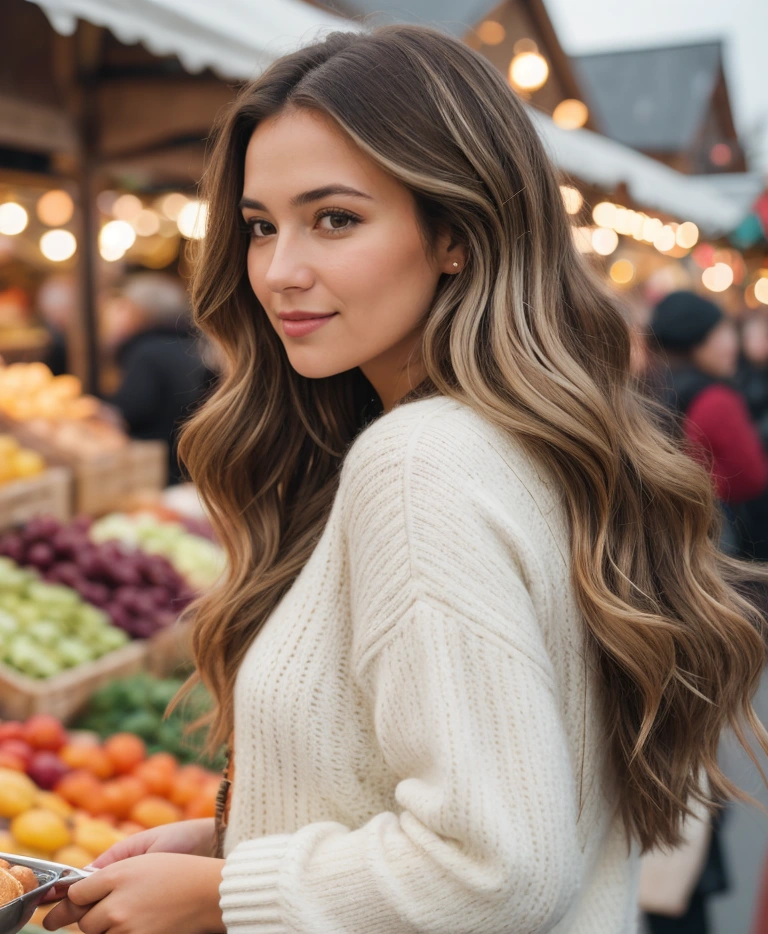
178, 25, 768, 852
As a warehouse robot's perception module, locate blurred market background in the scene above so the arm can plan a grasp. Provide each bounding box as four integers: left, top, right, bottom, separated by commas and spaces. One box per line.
0, 0, 767, 931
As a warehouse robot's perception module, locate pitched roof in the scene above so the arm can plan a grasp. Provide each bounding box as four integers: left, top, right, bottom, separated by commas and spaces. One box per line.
338, 0, 501, 36
572, 42, 723, 152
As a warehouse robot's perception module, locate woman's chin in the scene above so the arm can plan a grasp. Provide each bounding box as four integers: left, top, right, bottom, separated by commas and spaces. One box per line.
285, 350, 351, 380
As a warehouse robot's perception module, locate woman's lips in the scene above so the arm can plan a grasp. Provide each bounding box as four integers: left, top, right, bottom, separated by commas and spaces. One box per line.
278, 313, 337, 338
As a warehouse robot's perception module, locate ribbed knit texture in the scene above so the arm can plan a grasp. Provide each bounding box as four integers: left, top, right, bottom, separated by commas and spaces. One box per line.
220, 397, 640, 933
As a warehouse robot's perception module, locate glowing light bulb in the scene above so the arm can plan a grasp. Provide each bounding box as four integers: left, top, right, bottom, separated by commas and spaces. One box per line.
592, 228, 619, 256
100, 220, 136, 253
509, 52, 549, 92
702, 263, 733, 293
37, 190, 74, 226
477, 20, 505, 45
610, 260, 635, 284
676, 222, 699, 249
755, 278, 768, 305
0, 202, 28, 235
40, 229, 76, 262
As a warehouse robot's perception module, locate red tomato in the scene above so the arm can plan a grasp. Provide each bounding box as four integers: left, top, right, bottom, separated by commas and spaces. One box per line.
0, 722, 26, 743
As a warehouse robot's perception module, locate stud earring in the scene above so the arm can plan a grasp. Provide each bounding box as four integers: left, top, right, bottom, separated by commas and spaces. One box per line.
452, 262, 459, 268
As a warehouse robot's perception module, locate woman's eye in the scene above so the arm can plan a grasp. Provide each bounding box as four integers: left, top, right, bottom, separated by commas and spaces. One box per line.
245, 211, 360, 240
316, 211, 360, 233
247, 219, 275, 239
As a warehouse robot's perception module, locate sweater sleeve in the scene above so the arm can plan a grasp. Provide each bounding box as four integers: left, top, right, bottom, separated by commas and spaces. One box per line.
685, 385, 768, 504
220, 407, 584, 933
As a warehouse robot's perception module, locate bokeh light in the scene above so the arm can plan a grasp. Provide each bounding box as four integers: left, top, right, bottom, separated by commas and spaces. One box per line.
37, 190, 74, 227
509, 52, 549, 91
552, 99, 589, 130
676, 222, 699, 249
702, 263, 733, 293
592, 228, 619, 256
40, 229, 76, 262
112, 194, 143, 222
477, 20, 505, 45
0, 203, 29, 236
560, 186, 583, 215
177, 200, 208, 240
609, 259, 635, 285
755, 278, 768, 306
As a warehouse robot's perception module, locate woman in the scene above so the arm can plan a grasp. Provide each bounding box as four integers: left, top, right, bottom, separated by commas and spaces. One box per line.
45, 25, 768, 934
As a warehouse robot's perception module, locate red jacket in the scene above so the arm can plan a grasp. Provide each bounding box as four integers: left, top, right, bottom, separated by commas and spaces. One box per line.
685, 384, 768, 505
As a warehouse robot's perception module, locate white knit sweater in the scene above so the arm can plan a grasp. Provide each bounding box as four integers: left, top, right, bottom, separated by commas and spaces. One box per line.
220, 396, 640, 933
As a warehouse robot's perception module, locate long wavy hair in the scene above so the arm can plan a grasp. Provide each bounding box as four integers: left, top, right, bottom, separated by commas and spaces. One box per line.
177, 24, 768, 852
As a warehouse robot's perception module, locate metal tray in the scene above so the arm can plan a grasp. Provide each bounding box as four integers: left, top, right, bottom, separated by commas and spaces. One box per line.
0, 853, 91, 934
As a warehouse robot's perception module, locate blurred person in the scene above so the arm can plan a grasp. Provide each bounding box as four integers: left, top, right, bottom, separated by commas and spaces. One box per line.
102, 273, 214, 484
36, 273, 75, 375
650, 290, 768, 554
736, 311, 768, 448
41, 26, 768, 934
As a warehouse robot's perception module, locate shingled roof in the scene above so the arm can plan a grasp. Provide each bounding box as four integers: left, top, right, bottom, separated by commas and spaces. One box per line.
572, 41, 724, 152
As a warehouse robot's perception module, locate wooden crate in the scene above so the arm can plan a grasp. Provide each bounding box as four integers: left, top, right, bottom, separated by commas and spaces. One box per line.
0, 415, 167, 517
74, 441, 167, 516
0, 640, 147, 723
0, 467, 72, 532
147, 618, 194, 677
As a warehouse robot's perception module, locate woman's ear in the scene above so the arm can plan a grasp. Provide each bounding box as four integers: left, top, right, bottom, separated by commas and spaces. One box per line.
436, 230, 467, 275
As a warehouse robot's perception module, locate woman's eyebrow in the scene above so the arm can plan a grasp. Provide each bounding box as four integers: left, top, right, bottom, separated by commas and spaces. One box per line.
239, 185, 373, 212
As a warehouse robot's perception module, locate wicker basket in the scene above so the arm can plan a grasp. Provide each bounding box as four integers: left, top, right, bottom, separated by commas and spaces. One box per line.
0, 640, 148, 723
0, 468, 72, 533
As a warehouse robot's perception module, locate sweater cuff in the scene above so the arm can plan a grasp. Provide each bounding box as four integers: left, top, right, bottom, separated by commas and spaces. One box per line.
220, 834, 293, 933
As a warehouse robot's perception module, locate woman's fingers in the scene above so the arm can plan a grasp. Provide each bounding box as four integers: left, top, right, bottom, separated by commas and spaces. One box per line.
90, 829, 160, 868
42, 897, 91, 930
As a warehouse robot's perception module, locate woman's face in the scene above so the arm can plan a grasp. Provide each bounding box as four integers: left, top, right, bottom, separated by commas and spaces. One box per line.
691, 318, 739, 379
241, 109, 464, 409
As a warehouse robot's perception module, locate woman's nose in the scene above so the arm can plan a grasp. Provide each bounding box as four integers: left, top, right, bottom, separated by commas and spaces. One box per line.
264, 235, 314, 293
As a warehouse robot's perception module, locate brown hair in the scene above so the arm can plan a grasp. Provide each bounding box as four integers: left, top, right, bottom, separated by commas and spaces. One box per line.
177, 24, 768, 852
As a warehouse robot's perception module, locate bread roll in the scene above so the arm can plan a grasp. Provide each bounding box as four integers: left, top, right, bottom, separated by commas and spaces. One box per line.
0, 867, 24, 906
8, 864, 37, 894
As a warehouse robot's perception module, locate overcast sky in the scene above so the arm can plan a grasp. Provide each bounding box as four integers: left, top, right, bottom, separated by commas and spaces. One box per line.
543, 0, 768, 170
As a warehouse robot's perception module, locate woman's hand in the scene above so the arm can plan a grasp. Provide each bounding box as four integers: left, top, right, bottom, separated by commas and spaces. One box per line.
40, 818, 216, 905
42, 853, 226, 934
91, 817, 216, 868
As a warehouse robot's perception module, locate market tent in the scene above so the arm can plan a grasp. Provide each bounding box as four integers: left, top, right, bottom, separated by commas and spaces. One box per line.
530, 110, 743, 237
26, 0, 743, 238
27, 0, 359, 80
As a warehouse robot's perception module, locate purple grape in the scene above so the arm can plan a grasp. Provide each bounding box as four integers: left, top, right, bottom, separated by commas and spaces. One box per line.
0, 534, 24, 563
27, 542, 55, 570
23, 516, 61, 543
80, 581, 111, 608
51, 562, 80, 588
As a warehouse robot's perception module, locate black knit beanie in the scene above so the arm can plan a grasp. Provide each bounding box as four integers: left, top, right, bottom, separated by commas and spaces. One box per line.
650, 290, 724, 352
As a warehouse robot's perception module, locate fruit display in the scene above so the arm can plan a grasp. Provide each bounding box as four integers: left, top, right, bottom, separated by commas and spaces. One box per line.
73, 674, 225, 770
0, 436, 45, 487
0, 362, 126, 459
0, 517, 193, 640
0, 558, 128, 679
90, 512, 225, 590
0, 715, 221, 867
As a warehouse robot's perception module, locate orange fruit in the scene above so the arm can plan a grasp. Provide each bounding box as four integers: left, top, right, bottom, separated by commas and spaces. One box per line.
59, 745, 114, 780
54, 845, 93, 869
103, 734, 146, 774
0, 751, 26, 772
73, 818, 124, 858
117, 820, 145, 836
132, 762, 173, 798
11, 808, 71, 852
34, 792, 73, 820
184, 783, 218, 820
129, 796, 182, 828
55, 770, 101, 809
168, 766, 207, 808
99, 777, 147, 819
0, 768, 37, 818
144, 752, 177, 774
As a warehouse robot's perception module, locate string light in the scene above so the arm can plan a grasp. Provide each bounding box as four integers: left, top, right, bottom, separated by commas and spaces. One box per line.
509, 52, 549, 92
560, 186, 583, 215
702, 263, 733, 292
0, 203, 28, 236
40, 230, 76, 262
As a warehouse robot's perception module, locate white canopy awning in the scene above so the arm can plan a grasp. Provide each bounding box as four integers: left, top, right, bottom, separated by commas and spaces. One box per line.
26, 0, 745, 236
530, 110, 743, 237
26, 0, 359, 81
